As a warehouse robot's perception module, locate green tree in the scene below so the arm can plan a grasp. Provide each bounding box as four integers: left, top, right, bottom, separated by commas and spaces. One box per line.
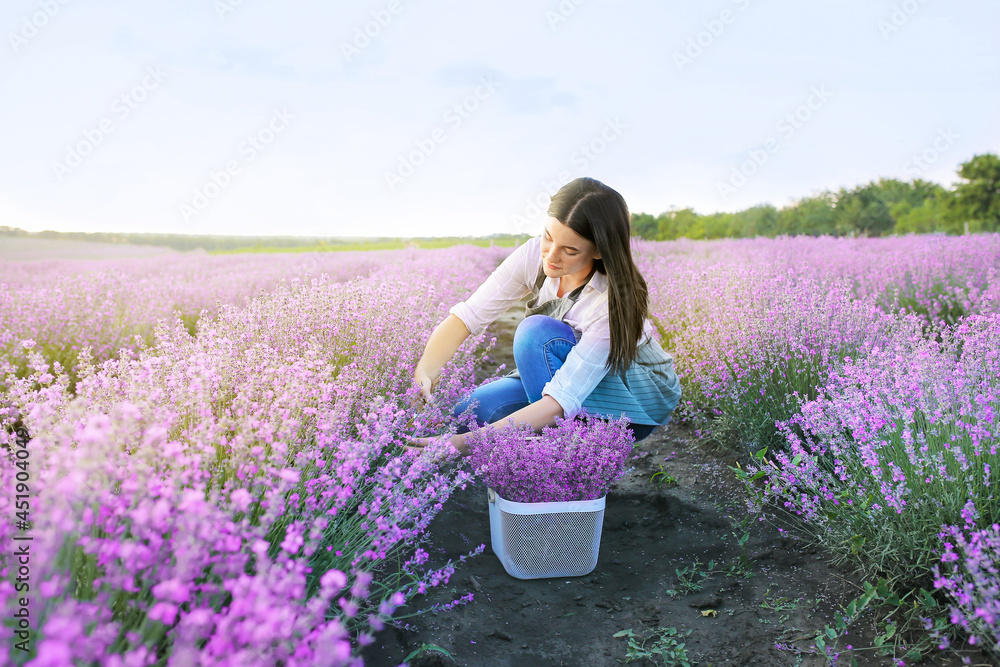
905, 178, 949, 207
890, 186, 955, 234
631, 212, 657, 239
702, 212, 730, 239
834, 182, 895, 236
628, 159, 998, 240
657, 208, 703, 240
892, 195, 947, 234
951, 153, 1000, 232
831, 178, 945, 236
779, 193, 838, 236
742, 204, 780, 237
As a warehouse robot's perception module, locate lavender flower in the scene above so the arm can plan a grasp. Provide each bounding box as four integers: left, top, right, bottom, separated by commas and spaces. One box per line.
466, 413, 635, 503
932, 522, 1000, 658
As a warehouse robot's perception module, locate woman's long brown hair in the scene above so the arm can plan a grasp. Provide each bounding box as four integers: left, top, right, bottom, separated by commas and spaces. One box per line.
548, 177, 648, 373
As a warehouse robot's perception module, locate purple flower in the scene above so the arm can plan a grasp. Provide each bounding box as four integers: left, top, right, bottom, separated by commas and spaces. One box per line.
466, 412, 635, 503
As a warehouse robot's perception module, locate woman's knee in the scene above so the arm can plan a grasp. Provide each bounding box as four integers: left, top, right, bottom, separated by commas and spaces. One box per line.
451, 378, 529, 429
451, 395, 473, 421
452, 396, 492, 433
514, 315, 571, 346
513, 315, 575, 360
453, 398, 528, 432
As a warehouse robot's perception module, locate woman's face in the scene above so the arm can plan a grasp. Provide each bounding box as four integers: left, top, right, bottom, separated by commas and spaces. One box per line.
541, 217, 601, 283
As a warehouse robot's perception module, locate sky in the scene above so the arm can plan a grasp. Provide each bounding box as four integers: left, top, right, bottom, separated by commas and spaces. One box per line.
0, 0, 998, 239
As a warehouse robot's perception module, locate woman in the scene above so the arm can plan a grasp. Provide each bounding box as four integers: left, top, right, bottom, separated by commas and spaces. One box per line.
410, 177, 681, 456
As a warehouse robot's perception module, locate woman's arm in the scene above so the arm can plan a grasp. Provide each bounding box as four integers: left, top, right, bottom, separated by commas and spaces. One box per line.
415, 240, 538, 398
414, 314, 471, 400
406, 395, 565, 456
449, 395, 564, 455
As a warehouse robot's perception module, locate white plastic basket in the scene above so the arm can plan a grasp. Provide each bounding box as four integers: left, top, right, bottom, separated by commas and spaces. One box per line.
488, 487, 606, 580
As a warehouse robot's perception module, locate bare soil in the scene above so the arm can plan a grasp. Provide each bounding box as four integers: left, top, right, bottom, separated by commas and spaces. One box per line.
363, 304, 988, 667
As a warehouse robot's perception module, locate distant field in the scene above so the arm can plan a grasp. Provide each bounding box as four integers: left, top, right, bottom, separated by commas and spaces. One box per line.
207, 236, 525, 254
0, 227, 528, 255
0, 237, 175, 261
0, 236, 525, 259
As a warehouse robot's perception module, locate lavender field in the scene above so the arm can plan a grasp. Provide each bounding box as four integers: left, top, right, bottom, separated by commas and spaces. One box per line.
2, 234, 999, 665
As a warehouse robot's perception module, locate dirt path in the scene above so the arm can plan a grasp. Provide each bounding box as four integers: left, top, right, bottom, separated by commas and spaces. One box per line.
364, 306, 976, 666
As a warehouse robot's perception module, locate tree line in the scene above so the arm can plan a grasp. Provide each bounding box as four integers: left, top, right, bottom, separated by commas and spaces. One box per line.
631, 153, 1000, 240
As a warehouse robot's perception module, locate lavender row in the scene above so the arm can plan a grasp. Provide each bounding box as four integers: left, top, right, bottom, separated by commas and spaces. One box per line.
641, 234, 999, 659
639, 233, 1000, 325
0, 247, 509, 665
0, 245, 510, 391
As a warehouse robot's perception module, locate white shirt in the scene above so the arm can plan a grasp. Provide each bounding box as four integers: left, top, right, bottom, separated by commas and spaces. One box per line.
449, 236, 656, 418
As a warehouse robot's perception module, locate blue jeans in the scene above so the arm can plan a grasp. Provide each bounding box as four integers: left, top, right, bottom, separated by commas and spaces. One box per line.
452, 315, 656, 441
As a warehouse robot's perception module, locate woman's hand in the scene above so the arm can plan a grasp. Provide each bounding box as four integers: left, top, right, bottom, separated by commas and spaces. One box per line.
403, 436, 436, 453
412, 315, 471, 404
404, 434, 469, 459
413, 372, 435, 404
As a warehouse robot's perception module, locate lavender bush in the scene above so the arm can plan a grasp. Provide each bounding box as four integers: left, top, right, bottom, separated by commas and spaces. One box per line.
466, 414, 635, 503
0, 252, 505, 665
637, 234, 1000, 658
645, 258, 897, 452
639, 234, 1000, 453
933, 522, 1000, 659
742, 312, 1000, 590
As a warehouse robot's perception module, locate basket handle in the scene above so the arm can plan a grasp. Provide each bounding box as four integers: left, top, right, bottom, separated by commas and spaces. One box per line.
488, 488, 495, 504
